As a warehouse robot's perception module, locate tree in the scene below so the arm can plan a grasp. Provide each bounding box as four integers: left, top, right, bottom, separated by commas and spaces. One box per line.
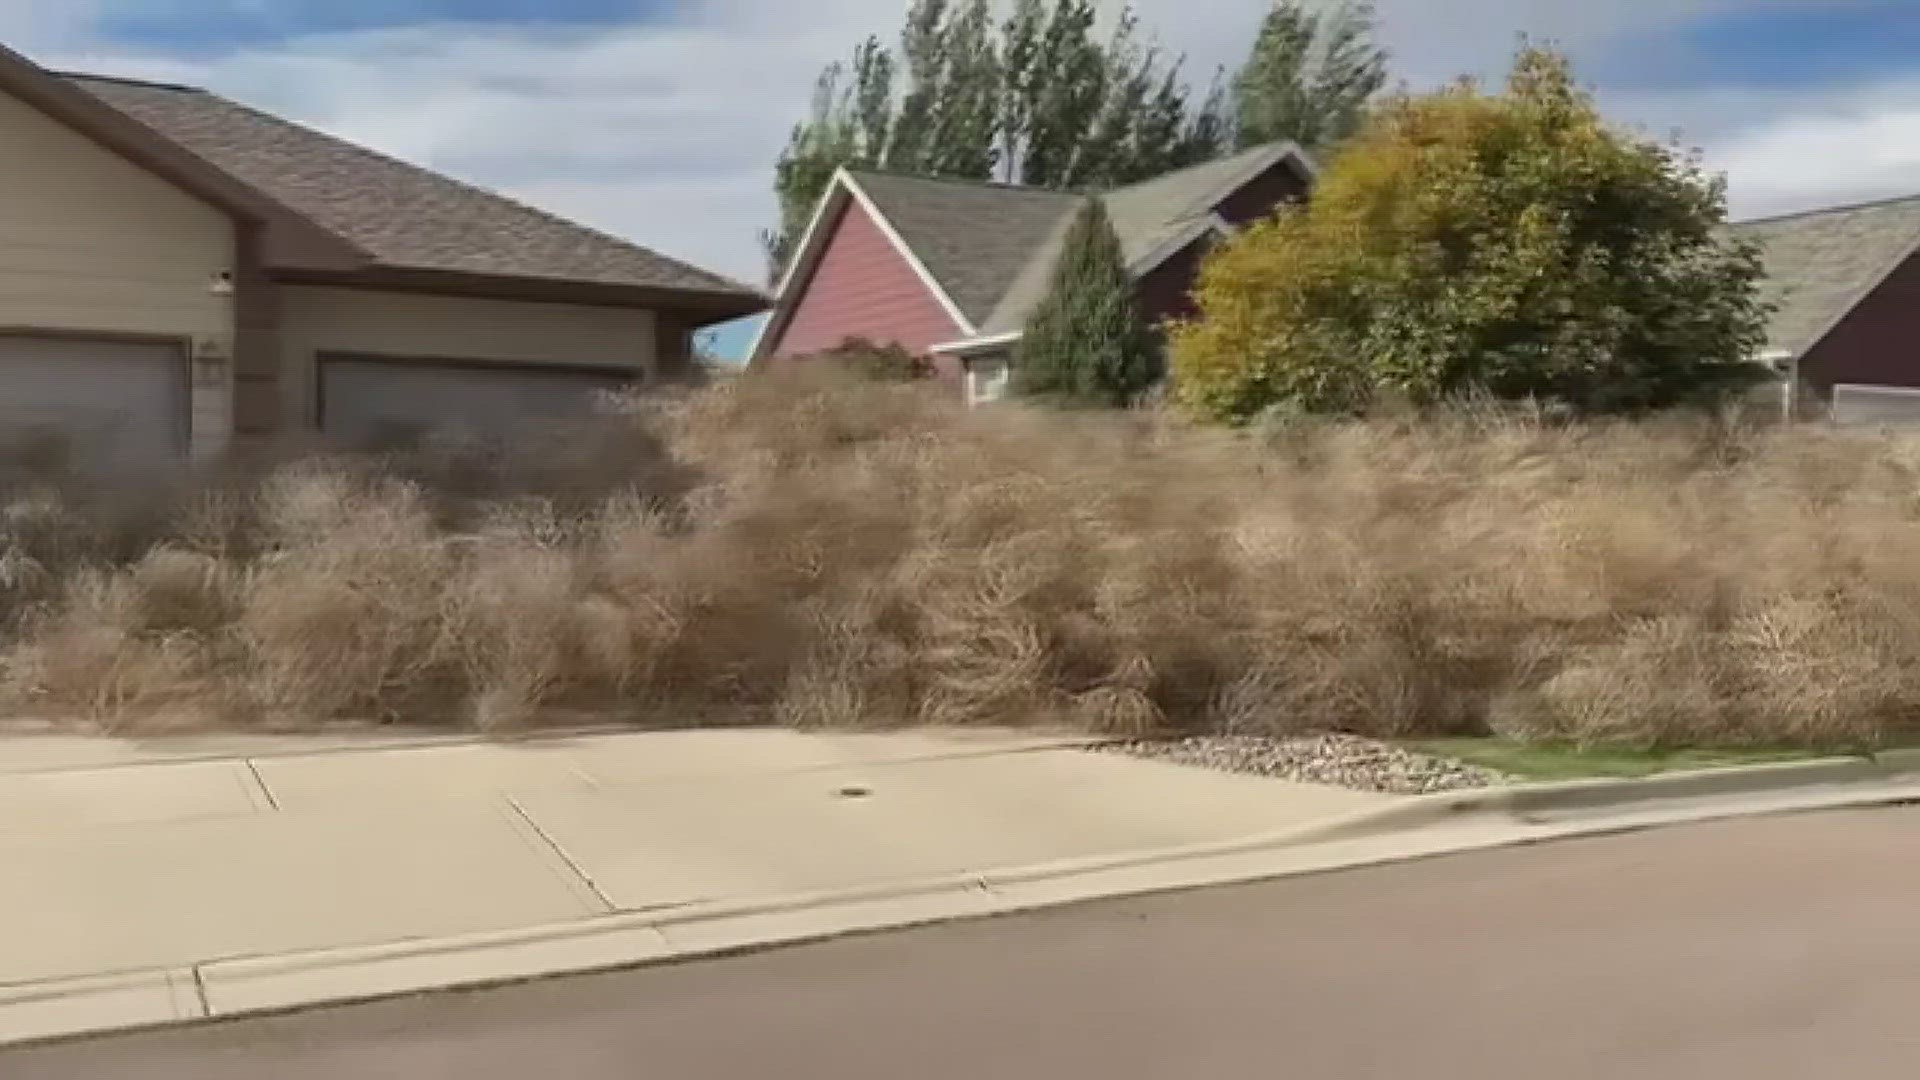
1233, 1, 1388, 151
1014, 198, 1156, 406
995, 1, 1223, 187
1170, 46, 1772, 423
765, 0, 1001, 279
766, 0, 1228, 279
763, 36, 899, 276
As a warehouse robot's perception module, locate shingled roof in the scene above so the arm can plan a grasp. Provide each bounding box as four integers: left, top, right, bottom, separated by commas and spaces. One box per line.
849, 172, 1083, 328
1103, 143, 1305, 267
62, 72, 761, 304
819, 142, 1311, 344
1730, 194, 1920, 359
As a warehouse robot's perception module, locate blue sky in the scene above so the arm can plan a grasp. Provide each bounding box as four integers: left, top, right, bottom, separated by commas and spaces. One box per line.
13, 0, 1920, 360
1665, 5, 1920, 86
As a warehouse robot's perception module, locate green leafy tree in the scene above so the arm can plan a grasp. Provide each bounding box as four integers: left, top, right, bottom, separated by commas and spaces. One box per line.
764, 36, 898, 276
1233, 0, 1388, 151
765, 0, 1001, 279
1004, 3, 1223, 188
1171, 47, 1771, 423
1015, 198, 1156, 406
889, 0, 1000, 175
768, 0, 1231, 278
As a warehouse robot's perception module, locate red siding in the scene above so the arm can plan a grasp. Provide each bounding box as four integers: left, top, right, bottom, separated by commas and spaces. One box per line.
770, 198, 965, 359
1800, 252, 1920, 398
1129, 161, 1307, 338
1134, 233, 1214, 328
1214, 161, 1310, 227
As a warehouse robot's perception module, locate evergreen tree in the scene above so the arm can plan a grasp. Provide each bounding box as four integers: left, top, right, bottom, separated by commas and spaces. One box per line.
1015, 198, 1156, 406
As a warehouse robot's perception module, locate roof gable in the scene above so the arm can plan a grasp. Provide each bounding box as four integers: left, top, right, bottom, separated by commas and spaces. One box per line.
848, 171, 1086, 327
764, 194, 967, 358
1102, 142, 1312, 267
1731, 194, 1920, 359
56, 71, 760, 309
0, 45, 363, 270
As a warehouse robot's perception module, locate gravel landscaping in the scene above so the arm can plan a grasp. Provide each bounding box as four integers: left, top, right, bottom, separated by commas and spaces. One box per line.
1108, 733, 1506, 795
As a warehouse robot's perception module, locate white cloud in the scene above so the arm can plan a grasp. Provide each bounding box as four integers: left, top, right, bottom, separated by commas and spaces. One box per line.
0, 2, 104, 50
18, 0, 1920, 289
1704, 79, 1920, 218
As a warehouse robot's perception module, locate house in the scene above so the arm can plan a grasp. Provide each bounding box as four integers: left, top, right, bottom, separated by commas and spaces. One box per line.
748, 142, 1316, 404
0, 43, 765, 459
1732, 194, 1920, 423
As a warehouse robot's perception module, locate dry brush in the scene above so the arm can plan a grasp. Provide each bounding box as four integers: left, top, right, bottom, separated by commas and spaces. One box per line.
0, 366, 1913, 749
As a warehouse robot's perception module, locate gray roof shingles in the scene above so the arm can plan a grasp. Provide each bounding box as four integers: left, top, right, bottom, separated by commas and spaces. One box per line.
65, 73, 760, 299
848, 171, 1083, 328
1729, 194, 1920, 358
845, 142, 1305, 336
1102, 143, 1298, 266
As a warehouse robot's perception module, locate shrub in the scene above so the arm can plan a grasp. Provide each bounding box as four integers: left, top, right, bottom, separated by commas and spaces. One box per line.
1015, 198, 1157, 406
1171, 46, 1772, 423
811, 337, 933, 383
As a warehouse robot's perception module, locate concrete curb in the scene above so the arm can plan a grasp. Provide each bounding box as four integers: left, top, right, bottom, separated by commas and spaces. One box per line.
1283, 753, 1913, 844
0, 969, 202, 1047
10, 753, 1920, 1050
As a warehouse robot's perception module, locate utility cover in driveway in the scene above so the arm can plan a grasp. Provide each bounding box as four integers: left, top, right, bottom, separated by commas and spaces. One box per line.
0, 335, 186, 461
319, 355, 634, 447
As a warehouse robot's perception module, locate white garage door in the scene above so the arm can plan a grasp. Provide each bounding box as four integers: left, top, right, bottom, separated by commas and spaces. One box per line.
0, 335, 186, 460
1832, 384, 1920, 428
318, 354, 636, 447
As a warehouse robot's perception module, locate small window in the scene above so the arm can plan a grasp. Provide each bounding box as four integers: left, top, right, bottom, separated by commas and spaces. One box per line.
967, 355, 1011, 406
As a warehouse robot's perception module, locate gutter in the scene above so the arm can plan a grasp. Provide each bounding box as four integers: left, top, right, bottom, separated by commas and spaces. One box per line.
930, 331, 1023, 358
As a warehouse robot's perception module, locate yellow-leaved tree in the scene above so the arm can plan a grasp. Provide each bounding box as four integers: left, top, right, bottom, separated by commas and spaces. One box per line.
1170, 46, 1772, 423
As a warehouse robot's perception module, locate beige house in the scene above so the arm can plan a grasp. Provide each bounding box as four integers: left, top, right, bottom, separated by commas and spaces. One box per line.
0, 43, 764, 459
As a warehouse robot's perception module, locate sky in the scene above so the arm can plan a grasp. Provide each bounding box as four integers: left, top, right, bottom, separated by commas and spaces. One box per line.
9, 0, 1920, 359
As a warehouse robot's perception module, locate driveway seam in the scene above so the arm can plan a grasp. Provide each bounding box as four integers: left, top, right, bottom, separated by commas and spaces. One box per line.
241, 761, 280, 812
502, 798, 618, 915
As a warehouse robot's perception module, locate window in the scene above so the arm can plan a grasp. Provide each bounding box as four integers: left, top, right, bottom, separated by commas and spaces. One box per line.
966, 354, 1011, 406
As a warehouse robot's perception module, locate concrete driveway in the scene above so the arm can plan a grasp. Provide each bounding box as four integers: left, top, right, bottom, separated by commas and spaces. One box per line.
9, 806, 1918, 1080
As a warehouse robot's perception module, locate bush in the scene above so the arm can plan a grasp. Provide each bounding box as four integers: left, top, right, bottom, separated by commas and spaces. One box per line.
1171, 46, 1772, 423
810, 337, 933, 383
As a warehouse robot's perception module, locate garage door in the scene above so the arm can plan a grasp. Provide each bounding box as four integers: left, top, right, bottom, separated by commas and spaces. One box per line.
0, 335, 186, 460
318, 355, 635, 447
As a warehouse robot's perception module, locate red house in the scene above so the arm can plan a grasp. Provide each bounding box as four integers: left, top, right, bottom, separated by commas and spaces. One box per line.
749, 142, 1316, 403
1732, 193, 1920, 423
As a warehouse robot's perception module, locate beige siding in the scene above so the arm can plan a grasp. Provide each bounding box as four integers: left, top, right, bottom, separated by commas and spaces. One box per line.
0, 88, 235, 454
276, 286, 658, 424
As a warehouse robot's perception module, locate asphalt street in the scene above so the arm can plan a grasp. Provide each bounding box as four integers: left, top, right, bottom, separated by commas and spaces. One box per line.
10, 806, 1920, 1079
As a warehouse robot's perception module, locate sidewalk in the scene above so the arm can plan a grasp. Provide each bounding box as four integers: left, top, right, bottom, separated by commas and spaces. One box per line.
0, 726, 1392, 1043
